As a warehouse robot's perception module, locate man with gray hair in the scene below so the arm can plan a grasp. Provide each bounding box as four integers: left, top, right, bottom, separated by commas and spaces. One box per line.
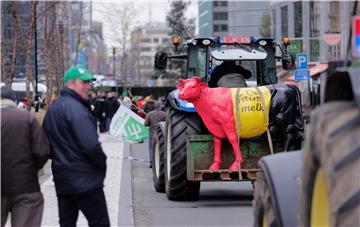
144, 101, 166, 168
1, 86, 50, 227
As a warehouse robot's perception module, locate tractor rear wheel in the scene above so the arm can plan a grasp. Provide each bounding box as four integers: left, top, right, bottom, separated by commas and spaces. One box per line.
152, 122, 166, 193
164, 107, 202, 201
253, 171, 276, 227
300, 102, 360, 227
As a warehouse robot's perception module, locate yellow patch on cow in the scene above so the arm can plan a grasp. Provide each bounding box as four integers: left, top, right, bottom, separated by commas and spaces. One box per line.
231, 86, 271, 138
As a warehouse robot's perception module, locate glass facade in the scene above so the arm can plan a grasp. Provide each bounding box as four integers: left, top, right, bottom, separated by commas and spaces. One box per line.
198, 1, 213, 36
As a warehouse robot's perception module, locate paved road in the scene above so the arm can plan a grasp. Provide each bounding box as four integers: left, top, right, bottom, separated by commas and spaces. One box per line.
130, 142, 254, 227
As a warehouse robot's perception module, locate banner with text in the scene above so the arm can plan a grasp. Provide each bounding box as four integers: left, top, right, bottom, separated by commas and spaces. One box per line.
110, 105, 149, 143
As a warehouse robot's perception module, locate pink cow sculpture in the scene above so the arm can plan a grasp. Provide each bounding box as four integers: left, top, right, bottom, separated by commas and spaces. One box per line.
177, 76, 243, 171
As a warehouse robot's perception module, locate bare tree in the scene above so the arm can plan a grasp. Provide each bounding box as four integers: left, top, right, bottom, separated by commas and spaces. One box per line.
98, 2, 139, 85
1, 2, 25, 88
24, 0, 38, 99
42, 1, 58, 105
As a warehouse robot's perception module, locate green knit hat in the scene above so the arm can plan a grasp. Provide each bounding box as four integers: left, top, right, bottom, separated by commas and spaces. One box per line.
64, 66, 95, 83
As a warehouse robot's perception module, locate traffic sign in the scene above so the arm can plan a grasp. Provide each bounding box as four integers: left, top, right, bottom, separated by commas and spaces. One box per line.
296, 54, 308, 69
295, 69, 310, 81
352, 16, 360, 58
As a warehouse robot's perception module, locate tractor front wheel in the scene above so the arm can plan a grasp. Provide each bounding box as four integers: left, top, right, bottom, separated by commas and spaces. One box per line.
164, 108, 202, 201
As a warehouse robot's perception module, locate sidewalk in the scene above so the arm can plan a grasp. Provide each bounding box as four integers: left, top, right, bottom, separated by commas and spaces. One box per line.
38, 133, 134, 227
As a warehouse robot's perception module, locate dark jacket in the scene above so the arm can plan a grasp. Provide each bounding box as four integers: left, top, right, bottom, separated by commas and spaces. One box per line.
105, 96, 120, 118
43, 88, 107, 195
144, 110, 166, 134
1, 100, 50, 195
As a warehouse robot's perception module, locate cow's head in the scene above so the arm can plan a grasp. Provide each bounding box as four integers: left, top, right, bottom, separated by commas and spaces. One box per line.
177, 76, 208, 102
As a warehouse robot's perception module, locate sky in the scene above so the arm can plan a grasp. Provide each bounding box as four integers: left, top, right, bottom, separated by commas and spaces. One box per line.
93, 0, 198, 50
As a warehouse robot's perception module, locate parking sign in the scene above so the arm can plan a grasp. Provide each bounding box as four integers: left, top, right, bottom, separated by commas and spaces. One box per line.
296, 54, 308, 69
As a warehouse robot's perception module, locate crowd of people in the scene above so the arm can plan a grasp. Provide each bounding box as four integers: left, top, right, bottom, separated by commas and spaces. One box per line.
87, 89, 166, 133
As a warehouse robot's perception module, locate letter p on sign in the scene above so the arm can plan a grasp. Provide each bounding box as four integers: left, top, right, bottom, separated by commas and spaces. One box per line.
296, 54, 307, 69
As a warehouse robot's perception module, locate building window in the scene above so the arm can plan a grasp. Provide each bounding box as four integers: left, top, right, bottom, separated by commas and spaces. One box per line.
294, 1, 302, 37
310, 1, 320, 37
140, 38, 151, 43
153, 38, 159, 43
272, 9, 276, 38
328, 1, 339, 32
213, 1, 227, 7
281, 6, 288, 37
214, 12, 227, 21
213, 24, 228, 32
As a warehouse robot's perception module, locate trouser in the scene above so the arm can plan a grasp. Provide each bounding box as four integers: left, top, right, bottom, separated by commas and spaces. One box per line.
57, 188, 110, 227
99, 117, 107, 132
148, 132, 153, 166
105, 117, 111, 131
1, 191, 44, 227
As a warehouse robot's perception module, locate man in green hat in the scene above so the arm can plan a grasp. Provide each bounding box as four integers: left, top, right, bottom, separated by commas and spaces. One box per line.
43, 66, 110, 227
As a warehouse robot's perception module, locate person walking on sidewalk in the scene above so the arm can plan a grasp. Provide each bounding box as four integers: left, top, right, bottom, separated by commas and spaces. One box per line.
1, 86, 50, 227
144, 101, 166, 168
43, 66, 110, 227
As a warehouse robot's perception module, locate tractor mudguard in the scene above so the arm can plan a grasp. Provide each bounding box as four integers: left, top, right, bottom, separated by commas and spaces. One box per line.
258, 151, 302, 227
167, 89, 196, 112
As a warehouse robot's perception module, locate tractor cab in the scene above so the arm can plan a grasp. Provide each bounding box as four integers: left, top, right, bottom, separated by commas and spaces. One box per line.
186, 36, 277, 87
155, 36, 291, 88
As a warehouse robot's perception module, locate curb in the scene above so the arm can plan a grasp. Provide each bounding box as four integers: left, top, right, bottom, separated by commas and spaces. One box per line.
118, 142, 135, 227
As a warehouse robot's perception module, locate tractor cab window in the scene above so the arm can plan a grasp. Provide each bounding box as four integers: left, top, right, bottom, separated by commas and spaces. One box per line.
209, 45, 262, 87
187, 46, 207, 80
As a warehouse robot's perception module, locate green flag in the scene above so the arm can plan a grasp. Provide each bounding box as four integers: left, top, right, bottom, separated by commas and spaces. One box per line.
110, 105, 149, 143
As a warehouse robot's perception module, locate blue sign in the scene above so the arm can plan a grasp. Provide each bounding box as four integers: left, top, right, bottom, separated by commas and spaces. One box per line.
296, 54, 308, 69
146, 80, 153, 87
295, 69, 310, 81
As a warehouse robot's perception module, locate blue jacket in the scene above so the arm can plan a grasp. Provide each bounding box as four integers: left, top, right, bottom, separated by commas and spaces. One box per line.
43, 88, 106, 195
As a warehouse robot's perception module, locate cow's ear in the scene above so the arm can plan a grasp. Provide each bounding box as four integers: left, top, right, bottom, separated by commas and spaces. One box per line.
199, 82, 208, 89
176, 84, 184, 90
193, 76, 201, 83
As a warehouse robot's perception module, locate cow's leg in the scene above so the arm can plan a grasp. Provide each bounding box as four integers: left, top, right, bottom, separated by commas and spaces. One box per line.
209, 137, 222, 170
227, 134, 244, 171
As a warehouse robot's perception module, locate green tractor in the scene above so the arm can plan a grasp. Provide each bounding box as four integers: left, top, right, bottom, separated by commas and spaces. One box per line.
152, 35, 300, 201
